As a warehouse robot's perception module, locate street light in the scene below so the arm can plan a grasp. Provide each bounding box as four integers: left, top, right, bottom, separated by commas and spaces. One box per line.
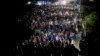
61, 0, 67, 5
89, 0, 94, 2
27, 1, 31, 5
36, 1, 43, 5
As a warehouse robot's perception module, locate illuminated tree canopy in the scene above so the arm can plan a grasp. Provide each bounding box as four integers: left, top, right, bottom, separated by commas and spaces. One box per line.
82, 12, 97, 32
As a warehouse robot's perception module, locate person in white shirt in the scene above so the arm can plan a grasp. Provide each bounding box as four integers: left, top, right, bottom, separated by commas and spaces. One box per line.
75, 22, 78, 32
49, 19, 53, 25
55, 35, 59, 41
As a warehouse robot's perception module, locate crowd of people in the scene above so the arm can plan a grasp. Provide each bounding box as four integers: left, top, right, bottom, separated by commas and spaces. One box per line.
12, 3, 85, 56
10, 42, 80, 56
28, 5, 83, 48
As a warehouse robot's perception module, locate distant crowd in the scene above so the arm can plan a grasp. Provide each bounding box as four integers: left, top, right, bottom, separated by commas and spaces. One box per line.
12, 4, 85, 56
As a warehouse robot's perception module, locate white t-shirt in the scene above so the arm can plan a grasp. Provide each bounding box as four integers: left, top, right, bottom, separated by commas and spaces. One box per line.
67, 21, 71, 25
45, 33, 48, 37
76, 27, 78, 32
56, 36, 59, 41
71, 39, 74, 44
74, 18, 77, 23
49, 21, 53, 25
65, 11, 69, 15
32, 20, 35, 23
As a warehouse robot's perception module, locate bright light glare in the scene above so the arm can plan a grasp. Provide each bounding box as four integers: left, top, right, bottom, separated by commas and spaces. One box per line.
89, 0, 94, 2
53, 0, 67, 5
61, 0, 67, 5
53, 0, 76, 5
27, 1, 31, 5
36, 1, 42, 5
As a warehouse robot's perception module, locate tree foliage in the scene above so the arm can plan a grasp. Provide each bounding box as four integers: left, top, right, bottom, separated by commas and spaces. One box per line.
82, 12, 97, 32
